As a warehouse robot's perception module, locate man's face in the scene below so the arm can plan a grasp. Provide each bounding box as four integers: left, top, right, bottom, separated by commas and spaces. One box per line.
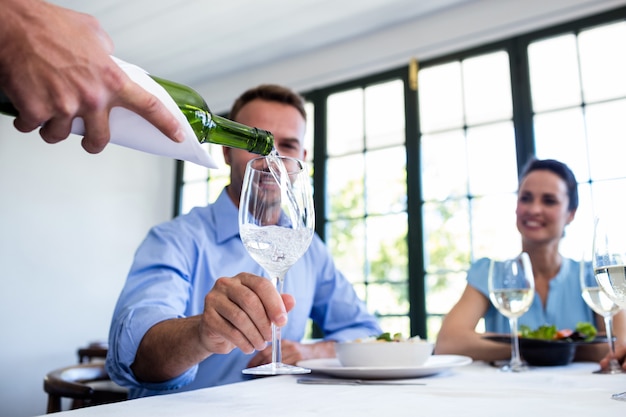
223, 98, 307, 206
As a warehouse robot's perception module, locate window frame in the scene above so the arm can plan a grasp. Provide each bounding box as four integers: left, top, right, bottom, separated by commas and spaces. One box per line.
174, 5, 626, 339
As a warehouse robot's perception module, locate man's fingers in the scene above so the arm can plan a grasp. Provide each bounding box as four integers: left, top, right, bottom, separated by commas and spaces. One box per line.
206, 278, 271, 350
118, 81, 184, 143
240, 275, 289, 327
80, 110, 111, 154
39, 115, 74, 145
281, 293, 296, 314
201, 305, 262, 354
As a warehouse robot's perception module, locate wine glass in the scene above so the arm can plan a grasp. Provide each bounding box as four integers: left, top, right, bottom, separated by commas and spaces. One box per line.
593, 216, 626, 400
239, 155, 315, 375
488, 253, 535, 372
579, 259, 624, 374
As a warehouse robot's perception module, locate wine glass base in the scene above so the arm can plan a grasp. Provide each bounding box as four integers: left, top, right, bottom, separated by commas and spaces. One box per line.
242, 362, 311, 376
612, 392, 626, 401
593, 368, 626, 375
499, 362, 529, 372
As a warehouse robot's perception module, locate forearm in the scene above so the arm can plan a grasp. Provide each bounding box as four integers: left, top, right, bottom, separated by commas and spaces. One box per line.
435, 330, 510, 362
131, 316, 211, 383
575, 343, 609, 362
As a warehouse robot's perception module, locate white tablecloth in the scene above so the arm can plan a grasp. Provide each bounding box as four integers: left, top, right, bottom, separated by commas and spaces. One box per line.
39, 361, 626, 416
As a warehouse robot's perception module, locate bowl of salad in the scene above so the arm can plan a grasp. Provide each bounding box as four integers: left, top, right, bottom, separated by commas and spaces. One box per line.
335, 332, 433, 368
484, 322, 599, 366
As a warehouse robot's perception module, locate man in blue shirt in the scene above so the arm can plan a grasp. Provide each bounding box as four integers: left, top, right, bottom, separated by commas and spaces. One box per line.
106, 84, 381, 398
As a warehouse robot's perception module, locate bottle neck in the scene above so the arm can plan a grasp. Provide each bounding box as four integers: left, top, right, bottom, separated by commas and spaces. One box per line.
149, 76, 274, 155
208, 114, 274, 155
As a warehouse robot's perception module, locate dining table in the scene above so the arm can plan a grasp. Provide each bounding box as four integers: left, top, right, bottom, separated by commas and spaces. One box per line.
36, 358, 625, 416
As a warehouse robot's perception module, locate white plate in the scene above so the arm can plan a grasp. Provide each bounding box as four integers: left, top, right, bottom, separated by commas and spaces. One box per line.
296, 354, 472, 379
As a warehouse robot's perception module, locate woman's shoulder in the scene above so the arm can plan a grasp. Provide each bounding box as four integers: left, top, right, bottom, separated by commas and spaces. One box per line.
466, 257, 493, 293
469, 257, 492, 271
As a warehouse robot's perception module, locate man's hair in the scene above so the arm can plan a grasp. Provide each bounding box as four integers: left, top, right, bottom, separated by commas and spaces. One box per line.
520, 158, 579, 212
229, 84, 306, 121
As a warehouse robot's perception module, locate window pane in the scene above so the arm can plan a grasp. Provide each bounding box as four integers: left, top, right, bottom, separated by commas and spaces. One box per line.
418, 62, 464, 132
470, 194, 519, 261
421, 130, 467, 200
365, 80, 405, 148
592, 178, 626, 218
367, 213, 407, 283
534, 108, 589, 182
423, 199, 470, 273
528, 34, 582, 111
365, 147, 406, 215
352, 283, 367, 302
426, 271, 467, 315
579, 22, 626, 103
463, 51, 513, 125
181, 182, 208, 214
326, 154, 365, 219
587, 100, 626, 180
327, 218, 366, 285
183, 161, 209, 182
467, 122, 518, 196
367, 282, 408, 315
378, 316, 410, 338
327, 89, 364, 156
202, 144, 228, 178
561, 183, 593, 259
207, 176, 229, 203
427, 315, 444, 341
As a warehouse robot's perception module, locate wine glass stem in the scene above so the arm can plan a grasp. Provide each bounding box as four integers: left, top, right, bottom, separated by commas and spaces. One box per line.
509, 317, 523, 368
271, 275, 286, 366
604, 315, 621, 370
271, 323, 280, 365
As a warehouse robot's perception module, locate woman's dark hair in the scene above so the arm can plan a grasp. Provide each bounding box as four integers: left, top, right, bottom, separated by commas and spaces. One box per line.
519, 158, 579, 212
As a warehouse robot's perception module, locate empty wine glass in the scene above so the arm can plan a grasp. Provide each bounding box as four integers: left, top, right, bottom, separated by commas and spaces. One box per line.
579, 259, 624, 374
239, 155, 315, 375
593, 216, 626, 400
488, 253, 535, 372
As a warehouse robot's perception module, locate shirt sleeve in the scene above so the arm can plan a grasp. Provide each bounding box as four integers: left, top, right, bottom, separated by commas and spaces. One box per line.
466, 257, 492, 296
106, 223, 199, 392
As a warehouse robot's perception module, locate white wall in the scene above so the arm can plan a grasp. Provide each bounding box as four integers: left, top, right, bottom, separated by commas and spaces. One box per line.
0, 118, 175, 417
2, 1, 626, 416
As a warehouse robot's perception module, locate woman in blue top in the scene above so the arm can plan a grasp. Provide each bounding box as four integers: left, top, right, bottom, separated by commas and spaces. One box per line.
435, 158, 626, 367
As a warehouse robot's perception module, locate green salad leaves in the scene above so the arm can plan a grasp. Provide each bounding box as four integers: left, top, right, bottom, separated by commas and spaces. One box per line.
376, 332, 405, 342
519, 322, 597, 342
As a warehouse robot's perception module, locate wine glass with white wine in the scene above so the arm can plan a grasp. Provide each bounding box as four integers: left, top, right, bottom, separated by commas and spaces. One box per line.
579, 259, 624, 374
488, 253, 535, 372
239, 155, 315, 375
593, 216, 626, 400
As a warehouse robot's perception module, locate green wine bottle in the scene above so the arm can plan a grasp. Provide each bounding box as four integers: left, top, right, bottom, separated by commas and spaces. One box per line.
0, 77, 274, 155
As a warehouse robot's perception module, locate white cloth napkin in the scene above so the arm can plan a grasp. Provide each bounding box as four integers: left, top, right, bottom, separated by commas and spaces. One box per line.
70, 56, 217, 168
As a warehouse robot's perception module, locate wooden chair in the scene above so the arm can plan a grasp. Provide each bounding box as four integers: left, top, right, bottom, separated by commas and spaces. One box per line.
77, 341, 108, 363
43, 363, 128, 413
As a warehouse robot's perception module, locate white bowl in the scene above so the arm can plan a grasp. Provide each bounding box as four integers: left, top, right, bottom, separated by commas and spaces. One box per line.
335, 340, 434, 368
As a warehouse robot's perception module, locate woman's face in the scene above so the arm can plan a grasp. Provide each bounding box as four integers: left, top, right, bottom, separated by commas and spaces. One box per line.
516, 169, 575, 245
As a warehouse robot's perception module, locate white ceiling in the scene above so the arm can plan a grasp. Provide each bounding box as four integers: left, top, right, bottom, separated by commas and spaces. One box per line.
49, 0, 472, 87
48, 0, 626, 112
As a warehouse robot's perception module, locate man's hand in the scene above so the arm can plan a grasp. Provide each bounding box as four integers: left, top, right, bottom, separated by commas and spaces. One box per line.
0, 0, 183, 153
199, 273, 295, 355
